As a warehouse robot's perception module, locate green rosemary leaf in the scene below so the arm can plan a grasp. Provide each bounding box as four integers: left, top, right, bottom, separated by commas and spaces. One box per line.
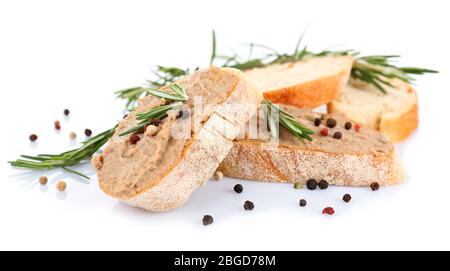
263, 99, 313, 141
228, 59, 266, 70
211, 32, 437, 94
398, 67, 439, 74
119, 97, 184, 137
115, 86, 147, 110
146, 89, 187, 101
264, 103, 279, 139
210, 30, 216, 65
62, 167, 90, 179
115, 66, 188, 109
136, 102, 183, 121
293, 30, 307, 61
9, 126, 117, 179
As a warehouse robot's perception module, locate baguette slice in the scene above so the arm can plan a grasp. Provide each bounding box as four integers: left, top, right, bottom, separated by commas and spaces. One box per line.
218, 106, 404, 186
328, 79, 418, 142
244, 56, 353, 108
93, 67, 262, 212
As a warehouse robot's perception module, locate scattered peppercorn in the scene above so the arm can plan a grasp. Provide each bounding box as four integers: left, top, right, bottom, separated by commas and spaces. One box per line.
29, 134, 38, 142
56, 181, 67, 191
213, 171, 223, 181
243, 200, 254, 210
54, 120, 61, 130
299, 199, 307, 207
84, 129, 92, 137
294, 182, 303, 189
326, 118, 337, 128
69, 132, 77, 140
370, 182, 380, 191
176, 111, 184, 119
39, 176, 48, 185
202, 215, 214, 226
149, 119, 162, 126
64, 109, 70, 116
354, 123, 361, 132
306, 179, 318, 190
123, 114, 128, 119
333, 131, 342, 139
129, 134, 141, 144
234, 184, 243, 194
379, 134, 389, 144
344, 122, 352, 130
145, 125, 158, 136
322, 207, 335, 215
343, 194, 352, 203
318, 179, 329, 190
320, 128, 329, 136
314, 118, 321, 127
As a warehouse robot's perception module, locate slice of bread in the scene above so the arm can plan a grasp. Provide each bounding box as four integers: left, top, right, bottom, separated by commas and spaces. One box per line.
244, 56, 353, 108
92, 67, 262, 212
218, 106, 404, 186
328, 79, 418, 142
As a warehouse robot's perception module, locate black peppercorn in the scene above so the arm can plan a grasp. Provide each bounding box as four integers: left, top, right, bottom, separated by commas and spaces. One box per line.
84, 129, 92, 137
314, 118, 321, 127
326, 118, 337, 128
370, 182, 380, 191
344, 122, 352, 130
299, 199, 307, 207
306, 179, 318, 190
29, 134, 38, 142
234, 184, 243, 194
333, 131, 342, 139
318, 179, 329, 190
176, 111, 183, 119
202, 215, 214, 226
343, 194, 352, 203
64, 109, 70, 116
243, 200, 254, 211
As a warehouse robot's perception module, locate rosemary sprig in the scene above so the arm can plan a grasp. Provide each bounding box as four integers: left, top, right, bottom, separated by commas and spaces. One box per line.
8, 126, 117, 179
351, 55, 438, 93
115, 66, 188, 109
263, 99, 314, 141
9, 83, 188, 177
118, 83, 188, 137
210, 32, 437, 93
118, 102, 183, 137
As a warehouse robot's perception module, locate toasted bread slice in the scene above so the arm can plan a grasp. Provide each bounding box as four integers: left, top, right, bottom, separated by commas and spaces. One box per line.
244, 56, 353, 108
93, 67, 262, 212
328, 79, 418, 142
218, 106, 404, 186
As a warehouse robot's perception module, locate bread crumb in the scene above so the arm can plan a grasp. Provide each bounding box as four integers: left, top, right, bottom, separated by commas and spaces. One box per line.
213, 171, 223, 180
39, 176, 48, 185
56, 181, 67, 191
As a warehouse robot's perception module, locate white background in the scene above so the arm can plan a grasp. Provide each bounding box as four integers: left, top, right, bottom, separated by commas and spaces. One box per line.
0, 0, 449, 251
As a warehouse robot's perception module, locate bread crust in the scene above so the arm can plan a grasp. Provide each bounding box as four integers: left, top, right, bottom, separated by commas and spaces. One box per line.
263, 71, 349, 108
328, 84, 419, 143
218, 141, 404, 187
379, 96, 418, 142
94, 67, 262, 212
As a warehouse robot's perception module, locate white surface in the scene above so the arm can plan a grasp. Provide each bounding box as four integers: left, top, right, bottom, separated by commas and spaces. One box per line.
0, 0, 449, 251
